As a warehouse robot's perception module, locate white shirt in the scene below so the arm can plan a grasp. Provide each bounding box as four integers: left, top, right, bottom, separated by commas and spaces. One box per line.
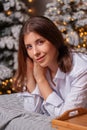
18, 52, 87, 117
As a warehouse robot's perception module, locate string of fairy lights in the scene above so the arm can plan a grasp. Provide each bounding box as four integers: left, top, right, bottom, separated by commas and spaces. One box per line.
4, 0, 34, 16
5, 0, 87, 51
65, 27, 87, 51
0, 78, 15, 94
0, 0, 34, 95
45, 0, 87, 52
78, 28, 87, 49
27, 0, 34, 14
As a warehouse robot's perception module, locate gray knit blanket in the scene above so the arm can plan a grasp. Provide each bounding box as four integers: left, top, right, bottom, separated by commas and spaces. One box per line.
0, 94, 56, 130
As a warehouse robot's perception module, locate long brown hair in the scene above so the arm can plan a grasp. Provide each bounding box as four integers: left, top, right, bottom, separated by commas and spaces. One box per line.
13, 16, 72, 91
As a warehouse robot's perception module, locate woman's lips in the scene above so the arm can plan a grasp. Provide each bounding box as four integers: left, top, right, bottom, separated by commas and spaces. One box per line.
36, 55, 45, 62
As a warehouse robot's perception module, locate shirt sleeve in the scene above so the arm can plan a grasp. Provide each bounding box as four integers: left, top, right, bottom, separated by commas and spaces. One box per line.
61, 68, 87, 113
19, 85, 43, 113
42, 92, 64, 117
42, 66, 87, 117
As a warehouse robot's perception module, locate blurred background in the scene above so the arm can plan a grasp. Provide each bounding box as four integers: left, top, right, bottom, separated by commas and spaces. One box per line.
21, 0, 53, 16
0, 0, 87, 94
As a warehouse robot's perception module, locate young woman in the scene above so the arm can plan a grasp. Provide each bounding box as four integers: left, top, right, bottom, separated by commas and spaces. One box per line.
14, 16, 87, 117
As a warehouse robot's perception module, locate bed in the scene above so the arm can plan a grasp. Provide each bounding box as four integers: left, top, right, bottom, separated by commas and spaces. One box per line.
0, 93, 56, 130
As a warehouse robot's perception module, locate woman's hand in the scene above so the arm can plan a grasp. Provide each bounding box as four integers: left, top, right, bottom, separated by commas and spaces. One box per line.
33, 62, 53, 100
26, 58, 36, 93
33, 62, 47, 83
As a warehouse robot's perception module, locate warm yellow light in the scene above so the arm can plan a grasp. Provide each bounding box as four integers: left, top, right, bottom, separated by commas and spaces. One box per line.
80, 32, 84, 37
57, 10, 60, 14
66, 38, 69, 42
6, 10, 12, 15
28, 9, 33, 13
2, 82, 7, 86
70, 0, 74, 2
28, 0, 33, 2
71, 18, 74, 21
57, 0, 61, 2
61, 29, 66, 33
12, 87, 15, 91
0, 91, 2, 95
7, 90, 11, 94
54, 7, 57, 10
83, 37, 87, 41
83, 44, 86, 47
10, 78, 13, 82
78, 45, 81, 48
63, 22, 67, 25
84, 32, 87, 35
6, 80, 8, 83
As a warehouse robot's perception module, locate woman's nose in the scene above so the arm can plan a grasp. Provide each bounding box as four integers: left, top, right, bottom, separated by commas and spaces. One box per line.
33, 46, 40, 56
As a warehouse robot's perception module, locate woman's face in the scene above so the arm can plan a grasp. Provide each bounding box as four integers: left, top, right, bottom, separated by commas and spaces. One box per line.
24, 32, 58, 68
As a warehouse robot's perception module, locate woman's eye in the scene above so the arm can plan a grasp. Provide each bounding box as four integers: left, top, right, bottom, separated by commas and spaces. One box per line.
26, 44, 32, 50
38, 40, 45, 45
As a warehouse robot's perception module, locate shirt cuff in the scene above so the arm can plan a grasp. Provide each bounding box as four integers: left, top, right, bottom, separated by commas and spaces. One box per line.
17, 85, 40, 97
45, 91, 63, 107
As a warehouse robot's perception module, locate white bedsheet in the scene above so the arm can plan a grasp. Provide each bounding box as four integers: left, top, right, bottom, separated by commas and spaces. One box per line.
0, 93, 56, 130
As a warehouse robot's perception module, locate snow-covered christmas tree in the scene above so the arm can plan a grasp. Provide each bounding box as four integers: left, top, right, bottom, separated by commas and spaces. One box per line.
44, 0, 87, 52
0, 0, 29, 94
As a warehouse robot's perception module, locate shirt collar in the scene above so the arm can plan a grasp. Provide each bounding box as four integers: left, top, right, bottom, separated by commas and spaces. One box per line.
46, 68, 66, 80
54, 68, 66, 80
